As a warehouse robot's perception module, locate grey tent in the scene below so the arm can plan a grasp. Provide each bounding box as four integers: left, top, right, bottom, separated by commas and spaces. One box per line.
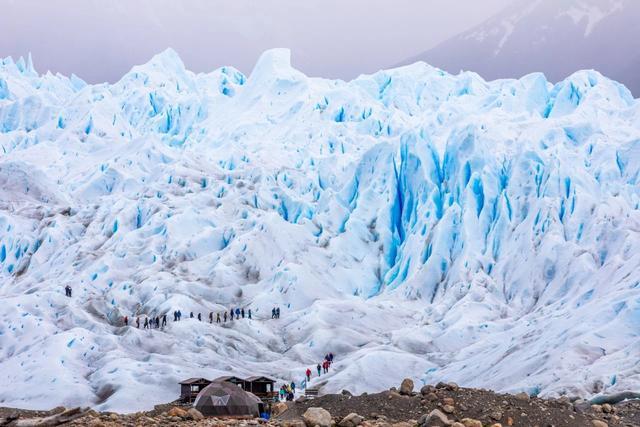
194, 380, 262, 417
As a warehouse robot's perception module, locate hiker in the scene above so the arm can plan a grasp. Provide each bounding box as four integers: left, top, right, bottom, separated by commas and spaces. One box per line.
209, 312, 213, 323
241, 308, 245, 318
329, 352, 334, 362
178, 310, 182, 321
190, 312, 194, 319
291, 381, 296, 392
143, 318, 149, 329
279, 387, 285, 401
224, 311, 228, 322
248, 309, 252, 319
155, 316, 160, 328
271, 308, 276, 319
235, 308, 241, 319
216, 312, 221, 323
276, 307, 280, 318
173, 311, 177, 322
162, 314, 167, 327
136, 317, 140, 328
287, 390, 294, 401
230, 309, 234, 321
306, 368, 311, 382
317, 363, 321, 376
124, 316, 128, 326
197, 313, 202, 322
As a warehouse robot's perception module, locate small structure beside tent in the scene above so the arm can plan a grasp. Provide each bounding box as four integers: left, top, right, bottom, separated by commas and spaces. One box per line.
244, 376, 276, 400
194, 381, 263, 417
214, 375, 246, 388
179, 378, 212, 404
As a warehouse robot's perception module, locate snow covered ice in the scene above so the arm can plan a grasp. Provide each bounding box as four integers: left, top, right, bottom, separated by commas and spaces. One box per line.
0, 48, 639, 412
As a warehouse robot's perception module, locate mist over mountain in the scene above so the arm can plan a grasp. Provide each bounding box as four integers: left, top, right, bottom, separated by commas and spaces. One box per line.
400, 0, 640, 95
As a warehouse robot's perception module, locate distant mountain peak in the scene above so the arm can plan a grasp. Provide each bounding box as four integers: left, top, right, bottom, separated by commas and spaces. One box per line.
398, 0, 639, 96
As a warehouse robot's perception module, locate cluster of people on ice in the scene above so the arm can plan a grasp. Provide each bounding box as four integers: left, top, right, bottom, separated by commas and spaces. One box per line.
123, 314, 167, 329
271, 307, 281, 319
305, 352, 335, 381
121, 307, 258, 328
64, 285, 73, 297
278, 382, 296, 401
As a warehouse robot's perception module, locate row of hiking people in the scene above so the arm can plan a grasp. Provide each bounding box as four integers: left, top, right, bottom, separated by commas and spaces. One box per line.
172, 308, 253, 323
123, 315, 167, 329
121, 307, 258, 328
305, 352, 335, 381
278, 382, 297, 401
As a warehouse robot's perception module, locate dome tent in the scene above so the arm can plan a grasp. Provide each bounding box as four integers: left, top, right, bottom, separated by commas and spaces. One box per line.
194, 380, 262, 417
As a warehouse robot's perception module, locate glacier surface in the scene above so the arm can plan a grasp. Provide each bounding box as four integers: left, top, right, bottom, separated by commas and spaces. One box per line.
0, 48, 639, 412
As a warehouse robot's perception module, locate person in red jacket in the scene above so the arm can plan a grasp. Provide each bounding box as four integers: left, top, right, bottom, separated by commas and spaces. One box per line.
124, 316, 128, 326
306, 368, 311, 382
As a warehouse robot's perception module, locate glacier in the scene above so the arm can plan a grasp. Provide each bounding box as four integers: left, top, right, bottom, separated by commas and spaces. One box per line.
0, 48, 639, 412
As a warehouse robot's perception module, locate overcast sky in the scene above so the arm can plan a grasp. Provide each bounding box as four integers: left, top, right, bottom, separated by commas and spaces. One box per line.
0, 0, 512, 83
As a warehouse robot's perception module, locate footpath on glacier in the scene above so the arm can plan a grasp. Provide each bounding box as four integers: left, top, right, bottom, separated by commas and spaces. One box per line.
0, 47, 639, 412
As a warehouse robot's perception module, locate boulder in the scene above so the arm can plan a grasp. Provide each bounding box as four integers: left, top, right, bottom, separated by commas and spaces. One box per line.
489, 410, 502, 420
400, 378, 414, 395
341, 389, 353, 396
302, 407, 332, 427
187, 408, 204, 421
460, 419, 482, 427
420, 385, 434, 396
514, 392, 530, 401
338, 412, 364, 427
591, 421, 608, 427
272, 402, 289, 417
601, 403, 613, 413
418, 409, 452, 427
167, 407, 188, 418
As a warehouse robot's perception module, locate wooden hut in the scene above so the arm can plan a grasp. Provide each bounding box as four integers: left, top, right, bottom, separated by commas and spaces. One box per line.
244, 376, 276, 400
214, 375, 246, 389
179, 378, 212, 403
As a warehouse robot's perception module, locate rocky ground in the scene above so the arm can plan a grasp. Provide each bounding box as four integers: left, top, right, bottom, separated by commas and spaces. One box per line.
1, 380, 639, 426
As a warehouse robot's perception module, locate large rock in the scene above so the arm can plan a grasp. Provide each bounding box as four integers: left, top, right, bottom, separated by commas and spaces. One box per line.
187, 408, 204, 420
338, 412, 364, 427
591, 421, 608, 427
272, 402, 289, 417
166, 407, 188, 418
460, 419, 482, 427
418, 409, 452, 427
400, 378, 414, 395
302, 407, 332, 427
420, 385, 435, 396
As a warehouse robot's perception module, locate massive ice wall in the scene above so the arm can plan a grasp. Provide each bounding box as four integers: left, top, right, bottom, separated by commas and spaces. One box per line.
0, 48, 639, 411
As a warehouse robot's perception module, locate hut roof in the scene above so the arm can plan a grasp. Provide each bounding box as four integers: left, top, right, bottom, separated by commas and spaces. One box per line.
214, 375, 245, 383
179, 377, 211, 385
245, 375, 275, 383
